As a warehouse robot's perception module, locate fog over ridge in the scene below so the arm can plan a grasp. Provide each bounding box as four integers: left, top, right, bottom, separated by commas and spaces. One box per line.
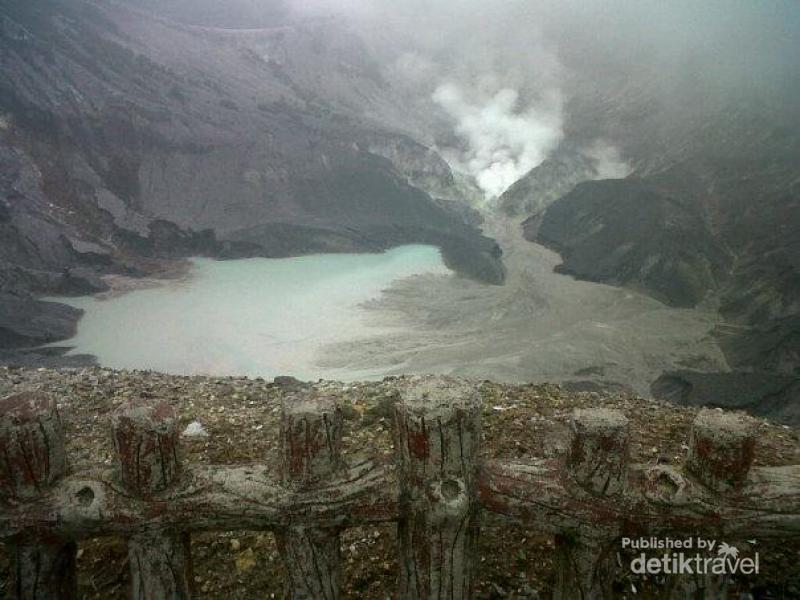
285, 0, 799, 194
128, 0, 799, 194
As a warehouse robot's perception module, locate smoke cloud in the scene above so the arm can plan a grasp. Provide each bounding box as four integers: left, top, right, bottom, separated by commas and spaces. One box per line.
583, 141, 632, 181
286, 0, 798, 194
432, 84, 563, 198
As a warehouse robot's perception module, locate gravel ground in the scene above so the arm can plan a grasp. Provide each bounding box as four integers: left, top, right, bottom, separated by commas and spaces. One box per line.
0, 367, 798, 598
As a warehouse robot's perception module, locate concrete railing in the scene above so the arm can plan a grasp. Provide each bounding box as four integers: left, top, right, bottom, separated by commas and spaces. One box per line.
1, 378, 799, 599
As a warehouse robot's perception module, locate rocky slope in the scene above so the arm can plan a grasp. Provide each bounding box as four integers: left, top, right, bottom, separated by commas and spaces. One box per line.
528, 177, 731, 309
0, 0, 503, 361
497, 145, 605, 219
512, 72, 800, 418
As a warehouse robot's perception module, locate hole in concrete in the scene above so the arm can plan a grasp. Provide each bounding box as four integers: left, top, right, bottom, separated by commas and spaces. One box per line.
441, 479, 460, 501
656, 472, 679, 497
76, 486, 95, 506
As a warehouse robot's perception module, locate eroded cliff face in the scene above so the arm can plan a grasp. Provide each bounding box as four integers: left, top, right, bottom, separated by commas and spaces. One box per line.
0, 0, 503, 358
498, 146, 599, 219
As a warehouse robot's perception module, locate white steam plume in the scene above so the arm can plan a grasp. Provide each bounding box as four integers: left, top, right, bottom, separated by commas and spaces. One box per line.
432, 83, 563, 199
583, 140, 632, 180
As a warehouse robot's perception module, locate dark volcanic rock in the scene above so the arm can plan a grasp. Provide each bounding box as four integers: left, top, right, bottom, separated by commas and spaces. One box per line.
0, 346, 95, 368
528, 178, 730, 307
0, 293, 83, 348
533, 160, 800, 420
652, 371, 800, 426
498, 146, 598, 218
520, 77, 800, 420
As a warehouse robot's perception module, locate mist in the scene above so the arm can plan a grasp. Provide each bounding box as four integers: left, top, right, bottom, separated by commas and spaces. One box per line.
285, 0, 799, 194
125, 0, 799, 194
432, 84, 563, 198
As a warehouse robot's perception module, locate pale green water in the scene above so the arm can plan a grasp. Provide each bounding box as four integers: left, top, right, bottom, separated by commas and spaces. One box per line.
48, 245, 449, 379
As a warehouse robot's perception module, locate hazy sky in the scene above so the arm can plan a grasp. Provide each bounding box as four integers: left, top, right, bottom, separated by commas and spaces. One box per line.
135, 0, 799, 196
289, 0, 798, 196
139, 0, 799, 98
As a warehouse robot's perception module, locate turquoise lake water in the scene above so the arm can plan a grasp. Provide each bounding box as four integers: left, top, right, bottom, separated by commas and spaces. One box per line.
49, 245, 448, 379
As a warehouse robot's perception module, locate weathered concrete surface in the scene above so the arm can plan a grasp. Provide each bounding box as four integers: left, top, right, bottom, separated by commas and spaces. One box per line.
687, 409, 756, 492
0, 392, 67, 500
1, 380, 799, 598
112, 399, 191, 599
0, 392, 76, 599
276, 393, 343, 600
128, 531, 191, 600
111, 400, 181, 496
568, 408, 630, 496
394, 377, 482, 599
